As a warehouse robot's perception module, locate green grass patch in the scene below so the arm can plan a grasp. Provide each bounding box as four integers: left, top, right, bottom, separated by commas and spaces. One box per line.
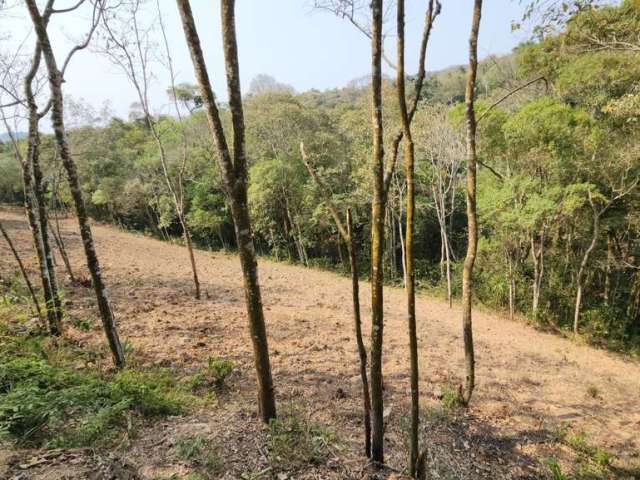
266, 404, 336, 469
186, 356, 233, 392
174, 433, 220, 478
0, 300, 197, 449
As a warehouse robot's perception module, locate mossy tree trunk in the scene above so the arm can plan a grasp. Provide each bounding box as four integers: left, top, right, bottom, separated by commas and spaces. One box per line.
25, 0, 125, 368
461, 0, 483, 407
176, 0, 276, 422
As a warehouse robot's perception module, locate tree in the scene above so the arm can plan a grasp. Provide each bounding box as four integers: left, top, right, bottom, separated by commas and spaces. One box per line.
367, 0, 438, 464
100, 0, 202, 300
461, 0, 483, 406
25, 0, 125, 368
300, 142, 371, 457
395, 0, 420, 473
175, 0, 277, 422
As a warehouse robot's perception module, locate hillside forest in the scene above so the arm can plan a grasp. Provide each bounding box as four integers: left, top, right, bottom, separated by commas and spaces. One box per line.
0, 0, 639, 479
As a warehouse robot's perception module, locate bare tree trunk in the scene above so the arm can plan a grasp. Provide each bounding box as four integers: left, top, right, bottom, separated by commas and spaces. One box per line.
21, 43, 63, 334
574, 199, 600, 334
369, 0, 386, 463
25, 0, 125, 368
347, 209, 372, 458
531, 231, 544, 318
176, 0, 276, 422
507, 251, 516, 320
396, 0, 421, 473
28, 108, 62, 327
461, 0, 483, 407
604, 231, 613, 305
300, 145, 371, 457
1, 89, 59, 334
0, 221, 43, 323
102, 2, 202, 300
444, 231, 453, 308
50, 168, 76, 282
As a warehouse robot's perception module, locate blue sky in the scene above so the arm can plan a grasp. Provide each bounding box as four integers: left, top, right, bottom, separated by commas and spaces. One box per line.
2, 1, 529, 121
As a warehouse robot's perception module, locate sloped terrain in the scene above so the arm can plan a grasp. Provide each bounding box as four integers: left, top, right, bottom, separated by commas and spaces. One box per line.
1, 208, 639, 479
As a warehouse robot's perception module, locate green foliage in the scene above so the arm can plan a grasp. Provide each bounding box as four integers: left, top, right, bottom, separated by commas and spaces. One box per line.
266, 404, 336, 469
0, 308, 193, 448
187, 356, 233, 392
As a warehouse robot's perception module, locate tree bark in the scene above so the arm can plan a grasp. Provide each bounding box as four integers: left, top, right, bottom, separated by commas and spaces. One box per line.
396, 0, 420, 474
347, 209, 372, 458
25, 0, 125, 368
461, 0, 483, 407
0, 221, 43, 323
369, 0, 386, 464
299, 145, 371, 456
176, 0, 276, 422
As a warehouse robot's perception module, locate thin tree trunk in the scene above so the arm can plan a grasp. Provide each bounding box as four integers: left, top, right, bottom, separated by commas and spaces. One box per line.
531, 231, 544, 318
0, 221, 43, 323
396, 0, 420, 473
180, 213, 201, 299
604, 231, 613, 305
50, 169, 76, 282
574, 201, 600, 334
299, 145, 371, 457
20, 44, 63, 335
347, 209, 372, 458
507, 252, 515, 320
49, 223, 75, 282
461, 0, 483, 407
444, 230, 453, 308
369, 0, 386, 463
397, 209, 407, 288
28, 112, 62, 327
25, 0, 125, 368
176, 0, 276, 422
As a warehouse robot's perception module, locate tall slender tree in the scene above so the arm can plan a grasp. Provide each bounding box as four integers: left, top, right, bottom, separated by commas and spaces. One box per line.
25, 0, 125, 368
367, 0, 438, 463
100, 0, 201, 300
396, 0, 420, 474
1, 103, 60, 334
300, 143, 371, 457
175, 0, 276, 422
461, 0, 483, 406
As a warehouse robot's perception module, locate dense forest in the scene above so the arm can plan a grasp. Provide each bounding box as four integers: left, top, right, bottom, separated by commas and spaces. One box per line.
1, 0, 639, 479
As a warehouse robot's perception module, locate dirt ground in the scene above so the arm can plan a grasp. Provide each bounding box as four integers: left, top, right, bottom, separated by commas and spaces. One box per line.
1, 207, 639, 479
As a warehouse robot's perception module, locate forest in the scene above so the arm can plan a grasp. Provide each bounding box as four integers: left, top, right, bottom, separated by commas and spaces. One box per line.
0, 0, 639, 479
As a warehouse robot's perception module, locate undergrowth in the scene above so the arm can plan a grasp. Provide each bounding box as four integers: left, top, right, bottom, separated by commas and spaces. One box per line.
266, 404, 336, 470
0, 292, 197, 449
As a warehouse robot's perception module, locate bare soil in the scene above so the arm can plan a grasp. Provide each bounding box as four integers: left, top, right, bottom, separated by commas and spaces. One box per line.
1, 208, 639, 479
